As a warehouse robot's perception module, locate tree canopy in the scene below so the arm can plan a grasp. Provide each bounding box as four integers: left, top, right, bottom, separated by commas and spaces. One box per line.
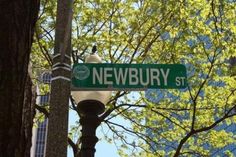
32, 0, 236, 156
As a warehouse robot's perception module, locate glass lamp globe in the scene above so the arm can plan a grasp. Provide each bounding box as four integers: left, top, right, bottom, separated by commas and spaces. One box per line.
71, 54, 112, 113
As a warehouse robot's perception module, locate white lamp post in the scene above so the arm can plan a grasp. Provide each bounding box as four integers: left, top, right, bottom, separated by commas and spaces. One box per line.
71, 53, 111, 157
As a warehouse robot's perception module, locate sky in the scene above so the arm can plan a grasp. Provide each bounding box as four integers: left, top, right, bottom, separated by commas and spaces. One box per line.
67, 91, 142, 157
67, 109, 120, 157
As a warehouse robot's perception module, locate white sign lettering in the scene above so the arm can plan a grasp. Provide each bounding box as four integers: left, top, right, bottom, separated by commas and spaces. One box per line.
92, 67, 171, 86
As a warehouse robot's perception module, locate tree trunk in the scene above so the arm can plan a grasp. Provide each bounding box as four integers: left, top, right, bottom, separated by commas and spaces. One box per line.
0, 1, 39, 157
21, 73, 36, 157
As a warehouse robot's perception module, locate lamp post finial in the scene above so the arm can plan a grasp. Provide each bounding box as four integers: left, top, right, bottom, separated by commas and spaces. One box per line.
92, 45, 97, 54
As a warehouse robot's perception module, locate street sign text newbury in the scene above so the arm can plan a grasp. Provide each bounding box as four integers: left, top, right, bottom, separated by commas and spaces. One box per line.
72, 63, 187, 90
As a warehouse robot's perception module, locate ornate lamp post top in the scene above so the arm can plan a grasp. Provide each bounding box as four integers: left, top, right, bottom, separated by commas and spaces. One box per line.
71, 47, 112, 157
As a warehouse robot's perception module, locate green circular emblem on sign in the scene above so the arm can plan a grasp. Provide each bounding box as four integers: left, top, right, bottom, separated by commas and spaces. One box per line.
73, 65, 90, 80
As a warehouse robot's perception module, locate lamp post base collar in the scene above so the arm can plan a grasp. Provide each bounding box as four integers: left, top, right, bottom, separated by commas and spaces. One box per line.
77, 99, 105, 116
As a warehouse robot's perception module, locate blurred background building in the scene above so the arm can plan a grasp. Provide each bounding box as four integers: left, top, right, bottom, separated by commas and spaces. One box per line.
31, 72, 51, 157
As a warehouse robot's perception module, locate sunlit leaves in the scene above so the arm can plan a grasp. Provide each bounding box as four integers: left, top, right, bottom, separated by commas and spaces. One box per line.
31, 0, 236, 156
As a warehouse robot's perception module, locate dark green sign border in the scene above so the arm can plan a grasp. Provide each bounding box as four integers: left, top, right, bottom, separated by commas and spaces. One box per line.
71, 63, 187, 91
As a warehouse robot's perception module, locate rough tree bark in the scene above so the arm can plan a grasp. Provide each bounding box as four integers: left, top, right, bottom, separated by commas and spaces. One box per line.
0, 1, 39, 157
21, 73, 36, 157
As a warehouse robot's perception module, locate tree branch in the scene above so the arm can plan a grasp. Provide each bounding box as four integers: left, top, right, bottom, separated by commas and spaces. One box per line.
35, 104, 49, 117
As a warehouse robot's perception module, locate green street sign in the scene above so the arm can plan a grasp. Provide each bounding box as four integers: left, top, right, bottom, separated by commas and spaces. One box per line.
71, 63, 187, 91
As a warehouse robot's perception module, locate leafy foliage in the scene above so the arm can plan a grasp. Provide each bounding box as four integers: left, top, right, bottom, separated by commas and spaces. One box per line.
32, 0, 236, 156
